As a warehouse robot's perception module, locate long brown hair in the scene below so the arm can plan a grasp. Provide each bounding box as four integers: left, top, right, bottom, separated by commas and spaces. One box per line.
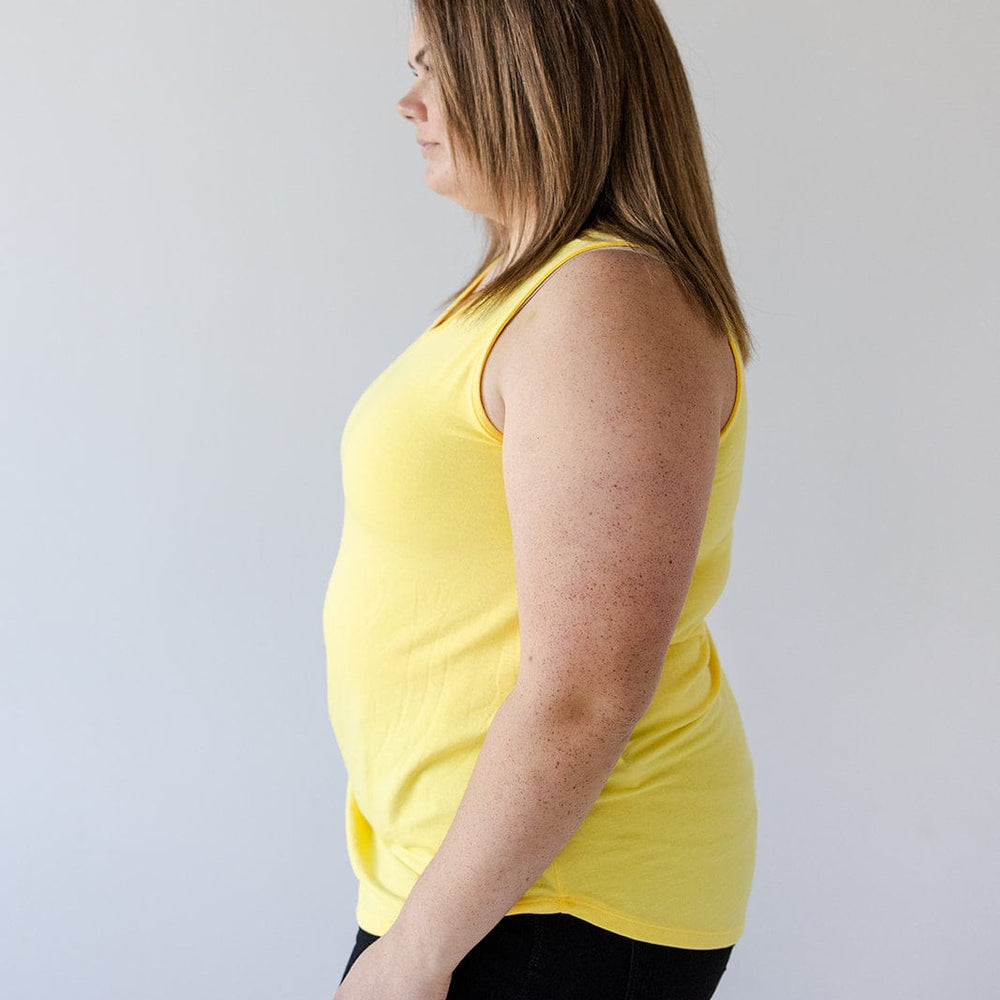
411, 0, 755, 364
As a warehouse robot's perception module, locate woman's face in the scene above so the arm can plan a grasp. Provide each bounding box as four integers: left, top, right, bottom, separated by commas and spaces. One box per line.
397, 16, 496, 219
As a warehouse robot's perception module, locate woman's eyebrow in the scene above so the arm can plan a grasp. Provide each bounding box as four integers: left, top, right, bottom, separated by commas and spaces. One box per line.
407, 46, 429, 70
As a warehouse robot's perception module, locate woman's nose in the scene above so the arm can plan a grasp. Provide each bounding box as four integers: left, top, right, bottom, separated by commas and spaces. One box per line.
397, 88, 426, 122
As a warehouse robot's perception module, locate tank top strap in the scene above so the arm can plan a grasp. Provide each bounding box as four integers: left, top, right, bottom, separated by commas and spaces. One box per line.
464, 228, 645, 333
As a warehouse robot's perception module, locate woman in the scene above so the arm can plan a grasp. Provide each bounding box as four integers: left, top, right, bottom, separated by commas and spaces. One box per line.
327, 1, 757, 997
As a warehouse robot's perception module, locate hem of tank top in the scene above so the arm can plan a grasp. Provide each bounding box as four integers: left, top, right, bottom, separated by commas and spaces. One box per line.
510, 895, 746, 950
468, 248, 745, 446
357, 897, 744, 950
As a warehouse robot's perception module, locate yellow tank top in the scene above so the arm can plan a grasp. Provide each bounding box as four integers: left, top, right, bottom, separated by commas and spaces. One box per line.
322, 227, 757, 950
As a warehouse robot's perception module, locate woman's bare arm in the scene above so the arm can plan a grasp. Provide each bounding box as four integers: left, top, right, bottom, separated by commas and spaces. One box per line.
381, 248, 731, 977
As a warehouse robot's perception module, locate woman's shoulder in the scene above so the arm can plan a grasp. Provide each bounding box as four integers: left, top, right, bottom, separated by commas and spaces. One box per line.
519, 241, 714, 360
496, 243, 736, 436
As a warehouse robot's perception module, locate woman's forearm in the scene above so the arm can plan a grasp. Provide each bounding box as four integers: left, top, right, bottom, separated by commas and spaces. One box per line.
381, 682, 639, 976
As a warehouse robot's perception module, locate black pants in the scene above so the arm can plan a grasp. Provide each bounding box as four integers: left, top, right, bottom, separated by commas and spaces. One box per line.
339, 912, 733, 999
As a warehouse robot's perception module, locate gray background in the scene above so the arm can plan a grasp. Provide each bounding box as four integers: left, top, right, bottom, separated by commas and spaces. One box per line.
2, 1, 998, 997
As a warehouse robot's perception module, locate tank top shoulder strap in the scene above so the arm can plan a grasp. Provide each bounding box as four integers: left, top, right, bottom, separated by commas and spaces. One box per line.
475, 228, 643, 328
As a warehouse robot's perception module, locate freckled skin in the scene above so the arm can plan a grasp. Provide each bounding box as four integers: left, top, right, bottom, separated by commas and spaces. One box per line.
495, 248, 732, 723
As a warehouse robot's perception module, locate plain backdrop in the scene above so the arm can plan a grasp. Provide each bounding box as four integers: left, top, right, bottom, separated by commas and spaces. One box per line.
2, 2, 998, 997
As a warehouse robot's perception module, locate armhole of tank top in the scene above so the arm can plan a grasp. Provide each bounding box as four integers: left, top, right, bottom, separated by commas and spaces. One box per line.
719, 331, 743, 441
469, 240, 638, 444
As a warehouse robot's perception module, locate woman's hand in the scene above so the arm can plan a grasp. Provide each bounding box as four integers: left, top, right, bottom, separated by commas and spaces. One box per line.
333, 931, 453, 1000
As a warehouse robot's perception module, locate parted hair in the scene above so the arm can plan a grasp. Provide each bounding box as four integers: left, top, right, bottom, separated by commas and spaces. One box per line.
411, 0, 754, 364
